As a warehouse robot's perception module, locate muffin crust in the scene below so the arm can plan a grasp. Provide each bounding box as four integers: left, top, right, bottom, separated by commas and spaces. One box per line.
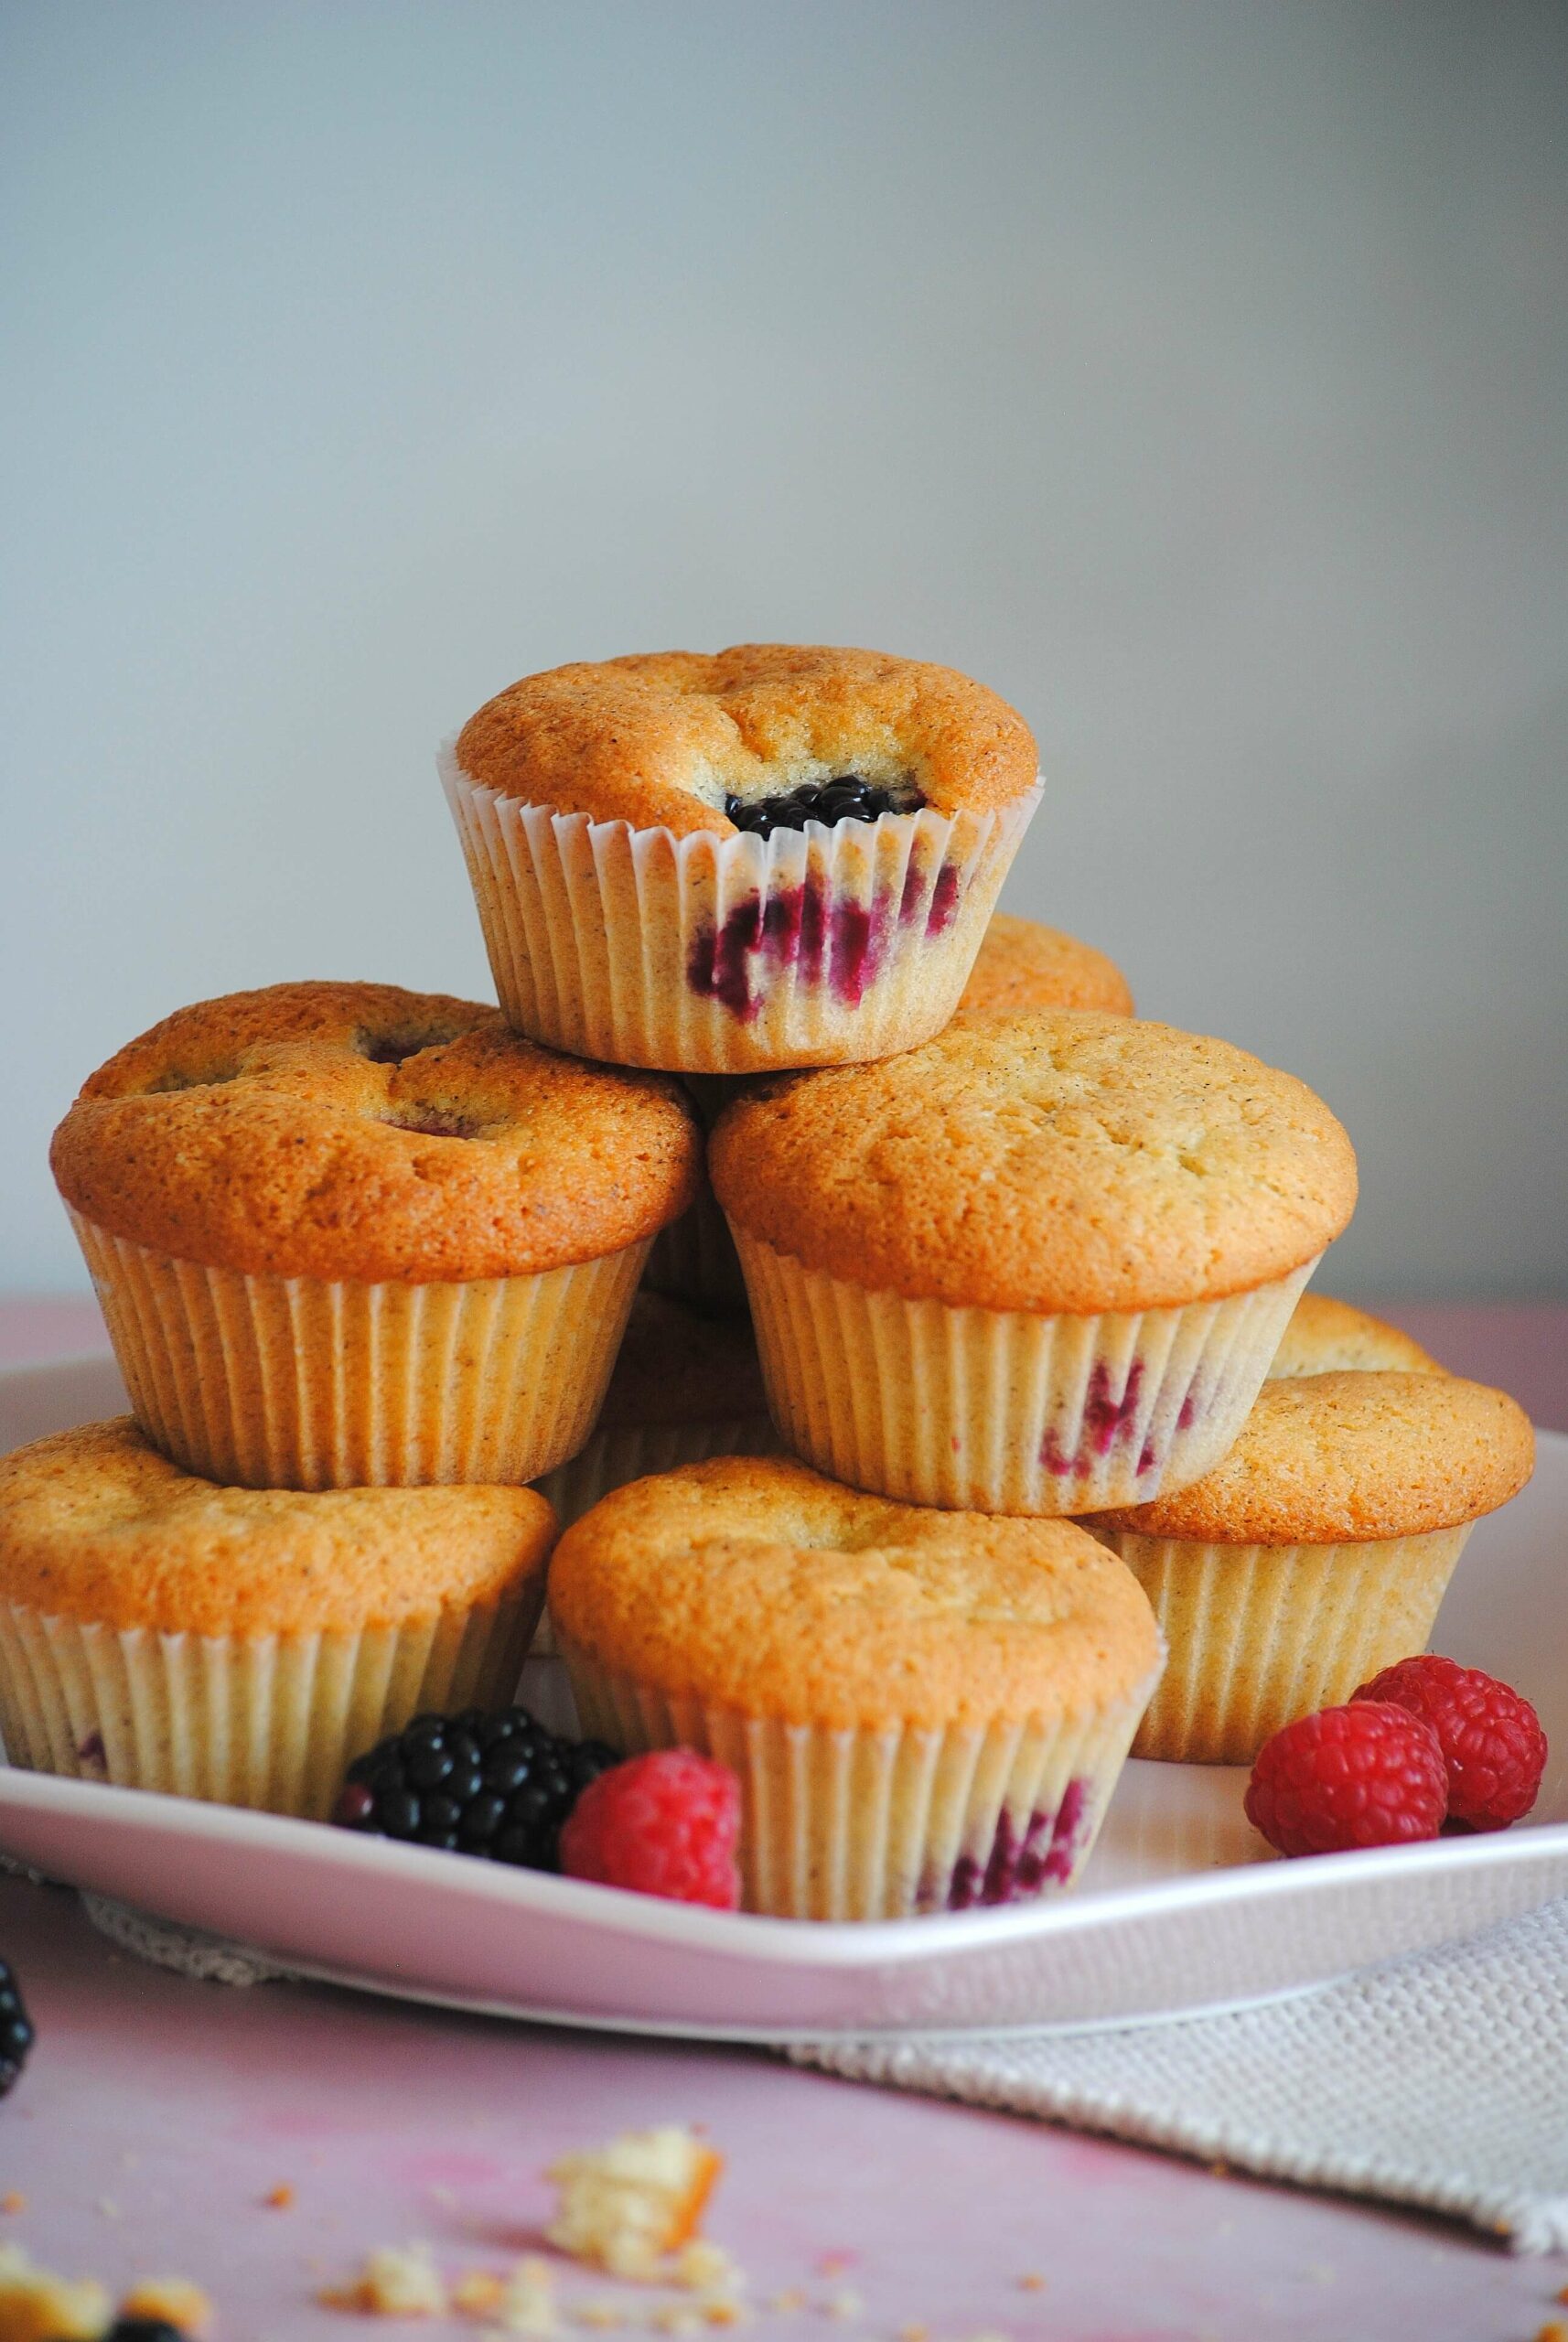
51, 983, 702, 1282
549, 1455, 1163, 1731
454, 644, 1038, 838
1095, 1372, 1533, 1545
711, 1011, 1358, 1315
958, 912, 1133, 1018
0, 1418, 556, 1636
1267, 1293, 1444, 1379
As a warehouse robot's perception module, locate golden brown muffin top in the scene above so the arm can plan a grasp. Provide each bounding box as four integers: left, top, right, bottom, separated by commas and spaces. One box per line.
1097, 1372, 1533, 1545
710, 1011, 1358, 1315
597, 1293, 767, 1431
51, 983, 702, 1283
549, 1455, 1163, 1731
957, 912, 1134, 1018
452, 644, 1038, 838
1267, 1293, 1444, 1380
0, 1418, 555, 1637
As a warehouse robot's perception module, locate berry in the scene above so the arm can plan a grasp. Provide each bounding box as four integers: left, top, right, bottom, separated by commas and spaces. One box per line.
1354, 1654, 1548, 1832
723, 775, 920, 837
107, 2325, 186, 2341
0, 1960, 32, 2099
560, 1750, 743, 1908
1244, 1702, 1448, 1858
334, 1708, 618, 1871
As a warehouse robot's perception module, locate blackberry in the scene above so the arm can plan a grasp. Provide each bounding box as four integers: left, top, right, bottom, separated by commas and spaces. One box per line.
105, 2325, 186, 2342
334, 1707, 618, 1870
0, 1960, 32, 2099
724, 774, 922, 837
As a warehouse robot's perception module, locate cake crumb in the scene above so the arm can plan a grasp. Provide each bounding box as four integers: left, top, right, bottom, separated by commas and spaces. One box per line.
263, 2185, 296, 2210
650, 2314, 702, 2338
489, 2258, 558, 2337
121, 2277, 214, 2334
824, 2292, 863, 2323
0, 2199, 21, 2217
323, 2242, 448, 2317
452, 2271, 506, 2316
675, 2240, 742, 2295
700, 2305, 748, 2330
547, 2127, 723, 2282
767, 2291, 807, 2314
1557, 2290, 1568, 2307
816, 2253, 854, 2277
1208, 2160, 1230, 2178
897, 2325, 929, 2342
1534, 2324, 1568, 2342
0, 2241, 113, 2342
1017, 2272, 1046, 2292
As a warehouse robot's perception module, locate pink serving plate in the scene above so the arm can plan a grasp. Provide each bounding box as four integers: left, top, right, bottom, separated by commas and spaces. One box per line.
1, 1356, 1563, 2041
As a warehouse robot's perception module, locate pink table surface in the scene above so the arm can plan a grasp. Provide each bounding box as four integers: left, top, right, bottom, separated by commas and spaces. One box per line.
3, 1296, 1567, 2342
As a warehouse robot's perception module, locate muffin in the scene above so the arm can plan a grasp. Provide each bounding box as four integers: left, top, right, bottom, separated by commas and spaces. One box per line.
0, 1418, 555, 1817
957, 911, 1133, 1018
710, 1011, 1358, 1515
51, 983, 701, 1489
533, 1292, 778, 1531
640, 1075, 752, 1312
647, 911, 1137, 1312
1267, 1292, 1444, 1379
1093, 1372, 1534, 1764
549, 1456, 1164, 1919
442, 644, 1042, 1072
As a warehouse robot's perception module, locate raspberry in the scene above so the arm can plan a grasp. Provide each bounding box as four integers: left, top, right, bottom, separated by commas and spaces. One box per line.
1244, 1703, 1448, 1858
1354, 1654, 1548, 1831
560, 1751, 743, 1909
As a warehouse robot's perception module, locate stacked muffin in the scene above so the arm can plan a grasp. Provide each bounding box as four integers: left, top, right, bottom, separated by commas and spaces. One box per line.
0, 642, 1534, 1918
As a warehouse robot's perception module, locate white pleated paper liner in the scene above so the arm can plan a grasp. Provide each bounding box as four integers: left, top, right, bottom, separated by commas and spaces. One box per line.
731, 1228, 1318, 1514
0, 1588, 538, 1821
69, 1208, 648, 1490
1095, 1521, 1473, 1763
442, 744, 1042, 1072
560, 1632, 1160, 1921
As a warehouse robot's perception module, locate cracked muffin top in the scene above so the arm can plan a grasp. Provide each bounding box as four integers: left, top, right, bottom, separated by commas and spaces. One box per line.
0, 1417, 556, 1636
1267, 1293, 1444, 1380
1095, 1372, 1533, 1544
450, 643, 1038, 839
957, 912, 1134, 1018
710, 1009, 1358, 1315
51, 983, 702, 1283
548, 1455, 1163, 1731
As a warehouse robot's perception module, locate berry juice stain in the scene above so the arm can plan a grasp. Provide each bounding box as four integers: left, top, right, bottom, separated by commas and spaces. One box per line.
687, 878, 894, 1019
938, 1780, 1090, 1909
1040, 1359, 1145, 1477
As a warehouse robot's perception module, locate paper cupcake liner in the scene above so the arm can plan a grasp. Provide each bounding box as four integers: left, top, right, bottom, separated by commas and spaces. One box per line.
558, 1632, 1158, 1920
731, 1229, 1318, 1514
70, 1209, 647, 1491
0, 1587, 538, 1821
1096, 1523, 1473, 1764
528, 1413, 780, 1657
641, 1186, 748, 1312
442, 744, 1042, 1071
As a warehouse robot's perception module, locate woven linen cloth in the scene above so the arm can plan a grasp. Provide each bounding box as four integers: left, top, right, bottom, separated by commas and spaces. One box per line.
77, 1885, 1568, 2251
791, 1897, 1568, 2254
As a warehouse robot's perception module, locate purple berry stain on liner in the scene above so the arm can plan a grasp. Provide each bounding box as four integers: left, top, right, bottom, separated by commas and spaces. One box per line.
1040, 1359, 1145, 1477
926, 863, 962, 934
687, 878, 896, 1019
938, 1780, 1090, 1910
1137, 1384, 1204, 1477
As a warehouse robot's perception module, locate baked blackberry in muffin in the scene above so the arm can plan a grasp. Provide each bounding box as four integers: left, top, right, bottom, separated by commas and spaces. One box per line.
443, 643, 1042, 1071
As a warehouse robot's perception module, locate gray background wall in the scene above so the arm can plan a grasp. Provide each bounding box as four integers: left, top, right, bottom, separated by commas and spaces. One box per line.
4, 1, 1564, 1297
